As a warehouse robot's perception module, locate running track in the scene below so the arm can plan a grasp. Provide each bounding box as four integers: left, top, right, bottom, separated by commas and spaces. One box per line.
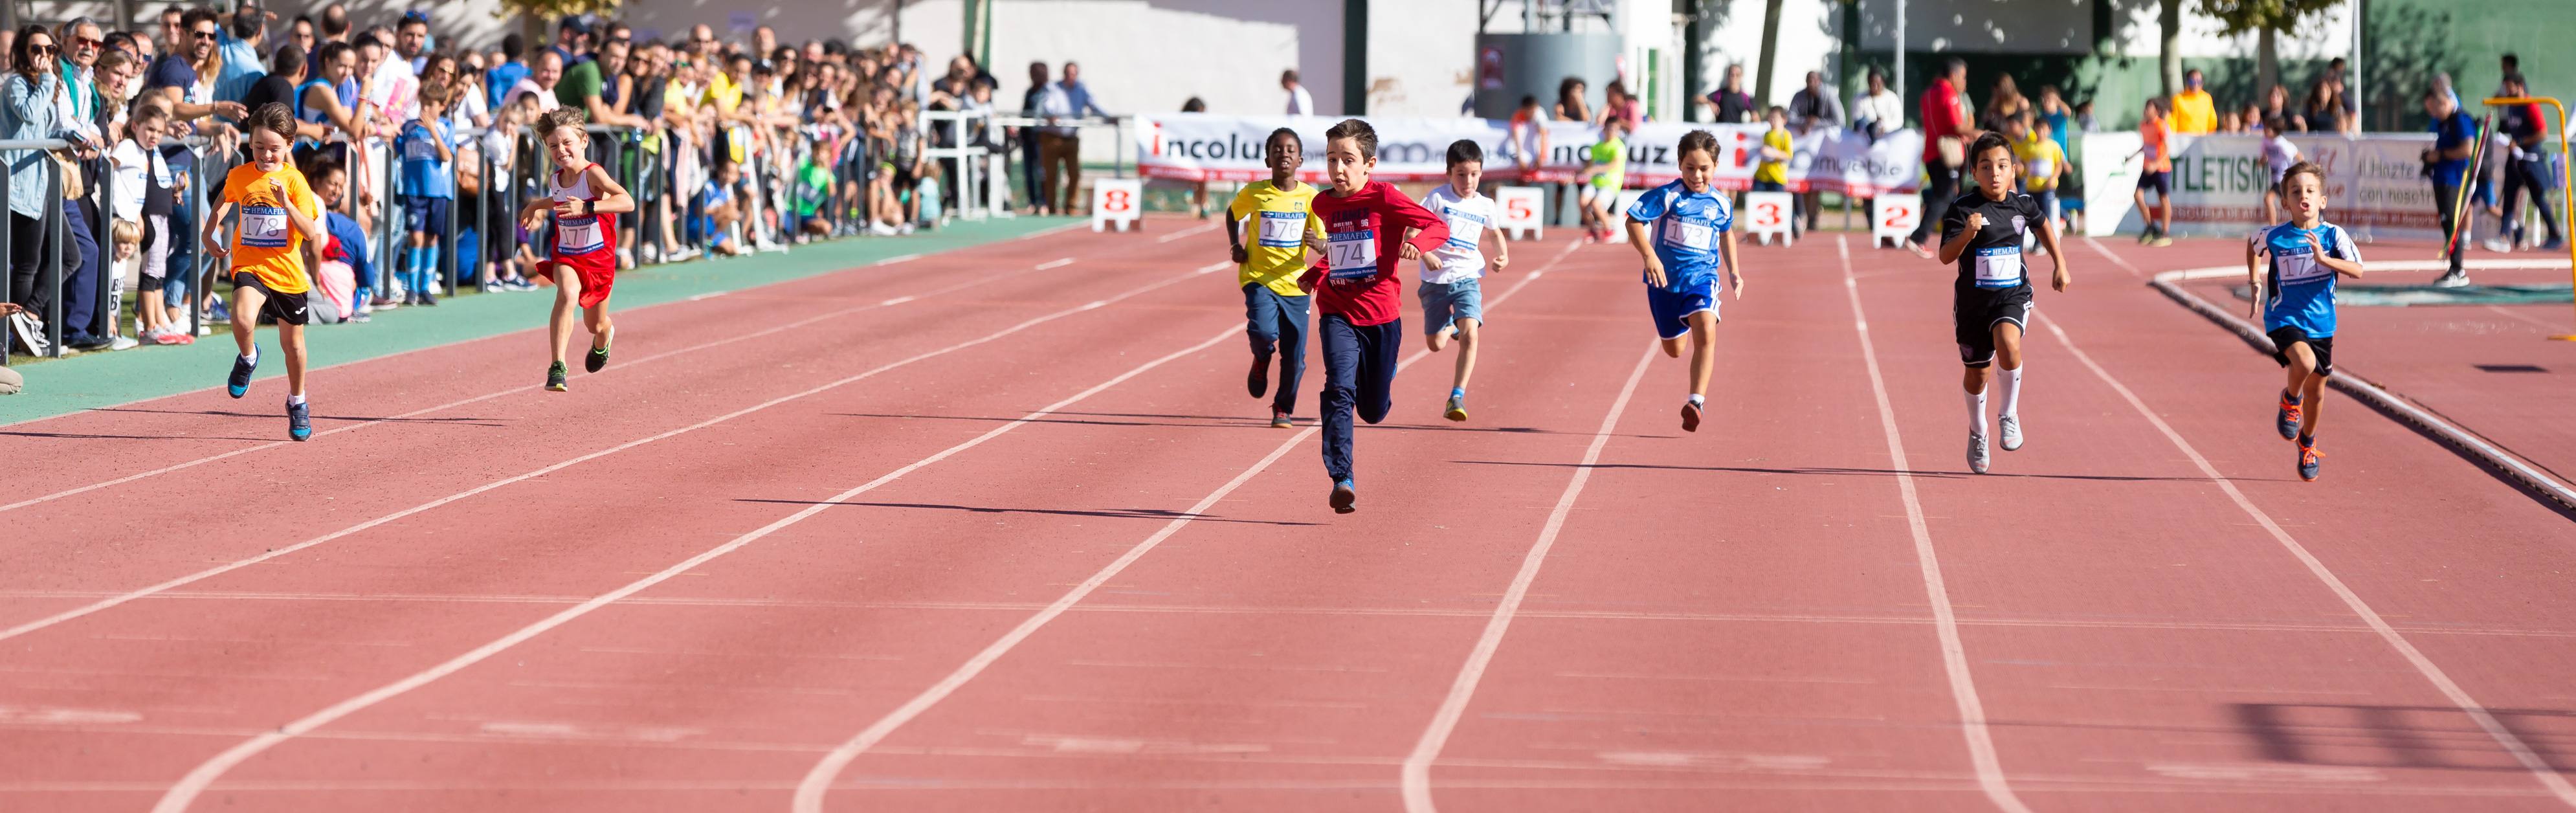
3, 219, 2571, 812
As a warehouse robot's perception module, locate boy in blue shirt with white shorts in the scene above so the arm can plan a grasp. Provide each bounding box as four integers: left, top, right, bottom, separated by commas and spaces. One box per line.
1623, 130, 1746, 433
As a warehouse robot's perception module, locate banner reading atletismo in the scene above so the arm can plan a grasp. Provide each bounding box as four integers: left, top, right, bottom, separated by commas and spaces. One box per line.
1133, 113, 1926, 196
2078, 131, 2442, 241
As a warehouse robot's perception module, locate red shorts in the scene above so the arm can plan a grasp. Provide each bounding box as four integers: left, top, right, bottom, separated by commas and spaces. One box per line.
535, 254, 617, 309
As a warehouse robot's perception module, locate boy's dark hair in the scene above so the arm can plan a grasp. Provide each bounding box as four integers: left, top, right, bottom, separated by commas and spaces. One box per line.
1324, 118, 1377, 160
1264, 127, 1300, 154
2263, 115, 2285, 133
1968, 131, 2014, 165
1445, 139, 1482, 167
502, 32, 525, 60
315, 40, 351, 67
247, 102, 296, 141
1181, 96, 1205, 113
2280, 159, 2326, 194
1766, 105, 1787, 119
1518, 94, 1537, 109
230, 6, 263, 40
1676, 129, 1720, 161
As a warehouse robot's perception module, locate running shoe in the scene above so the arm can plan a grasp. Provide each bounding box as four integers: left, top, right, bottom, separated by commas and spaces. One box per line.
2432, 270, 2472, 288
2543, 237, 2566, 252
208, 299, 232, 322
107, 335, 139, 351
2297, 439, 2322, 481
345, 310, 371, 324
1680, 399, 1702, 433
227, 352, 257, 398
546, 361, 569, 392
1967, 430, 1990, 474
417, 288, 439, 306
1329, 479, 1357, 514
2276, 392, 2303, 440
586, 332, 612, 373
1248, 354, 1270, 398
287, 399, 311, 441
1445, 394, 1468, 423
1998, 414, 2023, 451
2480, 238, 2511, 254
2149, 236, 2174, 247
1271, 410, 1294, 429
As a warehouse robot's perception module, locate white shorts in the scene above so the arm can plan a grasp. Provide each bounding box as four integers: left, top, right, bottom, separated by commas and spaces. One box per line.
141, 214, 170, 280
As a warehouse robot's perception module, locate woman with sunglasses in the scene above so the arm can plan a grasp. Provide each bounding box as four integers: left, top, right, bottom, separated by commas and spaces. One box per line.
4, 25, 85, 346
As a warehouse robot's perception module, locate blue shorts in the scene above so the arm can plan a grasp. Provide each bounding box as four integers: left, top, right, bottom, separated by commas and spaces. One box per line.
1417, 278, 1484, 334
1647, 280, 1717, 340
403, 195, 452, 236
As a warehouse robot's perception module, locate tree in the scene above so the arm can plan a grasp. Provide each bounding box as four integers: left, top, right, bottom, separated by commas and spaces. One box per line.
2160, 0, 2182, 100
2195, 0, 2349, 96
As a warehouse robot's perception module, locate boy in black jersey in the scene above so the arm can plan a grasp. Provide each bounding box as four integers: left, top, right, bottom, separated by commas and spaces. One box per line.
1938, 132, 2071, 474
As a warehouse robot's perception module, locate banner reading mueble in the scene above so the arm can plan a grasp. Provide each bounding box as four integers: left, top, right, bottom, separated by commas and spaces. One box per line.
1133, 113, 1926, 196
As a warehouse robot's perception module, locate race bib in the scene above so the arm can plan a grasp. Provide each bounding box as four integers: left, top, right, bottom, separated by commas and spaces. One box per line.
1256, 210, 1306, 248
1973, 246, 2025, 287
241, 205, 289, 249
2274, 251, 2326, 284
557, 213, 605, 254
1325, 228, 1376, 280
1443, 208, 1487, 247
1661, 217, 1714, 251
2027, 157, 2054, 178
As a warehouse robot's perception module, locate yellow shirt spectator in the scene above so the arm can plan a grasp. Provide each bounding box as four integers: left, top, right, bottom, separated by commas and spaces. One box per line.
221, 162, 322, 295
2017, 136, 2067, 192
1227, 180, 1323, 296
1755, 127, 1793, 186
2170, 87, 2216, 134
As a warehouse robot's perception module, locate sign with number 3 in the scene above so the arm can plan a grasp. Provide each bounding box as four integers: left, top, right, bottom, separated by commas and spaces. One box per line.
1742, 191, 1794, 246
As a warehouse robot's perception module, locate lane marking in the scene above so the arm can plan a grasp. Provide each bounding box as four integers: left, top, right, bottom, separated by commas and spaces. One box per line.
2038, 311, 2576, 809
1399, 343, 1658, 813
789, 239, 1585, 812
0, 254, 1216, 516
1034, 257, 1075, 270
1836, 235, 2037, 813
0, 225, 1091, 431
2079, 236, 2148, 278
1, 262, 1225, 647
1154, 221, 1221, 243
147, 321, 1252, 813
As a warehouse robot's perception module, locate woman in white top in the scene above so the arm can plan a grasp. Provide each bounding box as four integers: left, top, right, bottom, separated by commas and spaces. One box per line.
1850, 67, 1905, 139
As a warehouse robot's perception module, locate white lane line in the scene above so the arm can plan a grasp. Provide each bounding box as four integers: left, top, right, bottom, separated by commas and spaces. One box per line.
0, 262, 1228, 647
1034, 257, 1075, 270
685, 291, 730, 302
1154, 221, 1221, 243
2081, 236, 2148, 278
2037, 313, 2576, 809
148, 320, 1250, 813
0, 255, 1212, 516
1836, 236, 2037, 813
0, 226, 1091, 432
788, 238, 1584, 812
1398, 343, 1657, 813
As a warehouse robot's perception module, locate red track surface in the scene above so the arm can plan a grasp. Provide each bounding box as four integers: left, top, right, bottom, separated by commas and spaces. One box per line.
3, 219, 2571, 812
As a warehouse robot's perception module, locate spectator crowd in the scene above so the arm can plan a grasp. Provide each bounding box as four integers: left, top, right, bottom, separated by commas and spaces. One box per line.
2, 3, 1106, 361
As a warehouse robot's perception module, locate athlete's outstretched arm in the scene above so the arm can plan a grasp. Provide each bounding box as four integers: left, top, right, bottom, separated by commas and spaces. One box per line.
578, 164, 636, 216
1721, 227, 1746, 299
2245, 235, 2269, 320
1625, 218, 1663, 287
1486, 219, 1510, 272
2034, 216, 2070, 292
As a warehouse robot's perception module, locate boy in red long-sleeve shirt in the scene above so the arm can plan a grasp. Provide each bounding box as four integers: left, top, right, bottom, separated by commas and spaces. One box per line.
1301, 118, 1450, 514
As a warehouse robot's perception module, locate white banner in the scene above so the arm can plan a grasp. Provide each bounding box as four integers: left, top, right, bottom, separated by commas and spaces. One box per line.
1135, 113, 1926, 196
2080, 131, 2441, 241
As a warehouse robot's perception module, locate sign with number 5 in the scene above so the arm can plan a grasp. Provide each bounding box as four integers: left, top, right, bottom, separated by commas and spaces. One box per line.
1093, 179, 1143, 233
1871, 193, 1922, 247
1494, 186, 1544, 241
1742, 191, 1794, 246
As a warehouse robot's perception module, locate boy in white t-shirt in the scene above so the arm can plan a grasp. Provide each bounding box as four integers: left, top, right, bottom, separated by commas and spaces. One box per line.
2260, 115, 2302, 225
1417, 140, 1511, 422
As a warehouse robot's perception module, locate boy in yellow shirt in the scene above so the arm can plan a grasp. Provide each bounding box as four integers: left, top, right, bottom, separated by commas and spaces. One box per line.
203, 104, 329, 441
2012, 112, 2068, 254
1753, 106, 1793, 192
1225, 128, 1322, 429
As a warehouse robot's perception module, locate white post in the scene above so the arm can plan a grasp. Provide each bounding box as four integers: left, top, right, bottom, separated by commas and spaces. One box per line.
2350, 4, 2363, 131
1893, 0, 1906, 105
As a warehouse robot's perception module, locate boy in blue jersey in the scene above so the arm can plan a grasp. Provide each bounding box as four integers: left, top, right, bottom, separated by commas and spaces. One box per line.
1622, 130, 1746, 433
1939, 132, 2071, 474
2247, 161, 2364, 482
395, 81, 458, 306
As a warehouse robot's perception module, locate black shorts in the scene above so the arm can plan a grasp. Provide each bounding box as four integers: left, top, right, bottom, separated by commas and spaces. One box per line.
232, 272, 311, 326
2137, 170, 2171, 198
1954, 284, 2034, 368
2268, 326, 2334, 376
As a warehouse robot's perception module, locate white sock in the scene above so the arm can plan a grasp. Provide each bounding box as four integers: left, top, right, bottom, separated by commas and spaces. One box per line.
1688, 393, 1705, 406
1966, 388, 1988, 436
242, 348, 258, 365
1997, 366, 2023, 418
286, 394, 305, 406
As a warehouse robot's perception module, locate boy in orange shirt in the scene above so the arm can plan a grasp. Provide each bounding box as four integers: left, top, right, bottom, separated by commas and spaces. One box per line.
2129, 98, 2175, 247
203, 104, 330, 440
